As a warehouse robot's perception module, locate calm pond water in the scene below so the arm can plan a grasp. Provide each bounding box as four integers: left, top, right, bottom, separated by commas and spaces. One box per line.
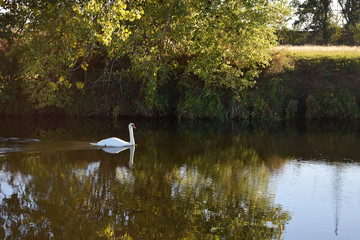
0, 117, 360, 239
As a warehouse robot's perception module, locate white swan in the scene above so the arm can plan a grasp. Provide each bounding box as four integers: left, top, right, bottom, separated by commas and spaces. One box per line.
91, 123, 136, 147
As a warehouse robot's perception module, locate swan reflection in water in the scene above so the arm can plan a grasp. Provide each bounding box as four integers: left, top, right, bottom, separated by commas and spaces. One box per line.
96, 145, 136, 184
99, 146, 136, 169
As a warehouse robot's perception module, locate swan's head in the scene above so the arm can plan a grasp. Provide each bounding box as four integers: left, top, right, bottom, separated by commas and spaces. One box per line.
129, 123, 136, 129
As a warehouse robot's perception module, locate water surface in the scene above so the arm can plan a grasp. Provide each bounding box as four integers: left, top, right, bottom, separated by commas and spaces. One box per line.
0, 118, 359, 239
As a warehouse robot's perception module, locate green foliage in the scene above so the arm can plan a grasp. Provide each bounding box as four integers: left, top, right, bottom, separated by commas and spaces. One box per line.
23, 76, 73, 109
179, 0, 288, 91
277, 28, 311, 45
136, 80, 170, 117
229, 94, 251, 121
0, 0, 290, 115
306, 85, 359, 120
3, 0, 360, 122
352, 23, 360, 45
288, 0, 360, 45
287, 0, 360, 45
176, 76, 299, 122
249, 77, 296, 121
177, 82, 227, 120
1, 0, 143, 109
285, 99, 299, 120
338, 0, 360, 45
277, 23, 347, 46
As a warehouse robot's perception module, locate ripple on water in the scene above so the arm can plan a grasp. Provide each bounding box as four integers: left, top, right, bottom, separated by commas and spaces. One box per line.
0, 137, 41, 155
0, 137, 40, 143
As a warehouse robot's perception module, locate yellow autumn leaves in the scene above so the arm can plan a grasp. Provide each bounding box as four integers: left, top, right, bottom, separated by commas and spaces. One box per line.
74, 0, 143, 46
50, 76, 84, 91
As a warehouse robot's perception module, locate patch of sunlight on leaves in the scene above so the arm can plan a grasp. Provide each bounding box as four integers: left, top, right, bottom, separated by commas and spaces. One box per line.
76, 81, 84, 90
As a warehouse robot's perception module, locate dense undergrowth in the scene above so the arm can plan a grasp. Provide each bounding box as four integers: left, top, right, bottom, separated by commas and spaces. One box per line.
2, 2, 359, 122
1, 0, 290, 121
2, 46, 360, 121
264, 46, 360, 121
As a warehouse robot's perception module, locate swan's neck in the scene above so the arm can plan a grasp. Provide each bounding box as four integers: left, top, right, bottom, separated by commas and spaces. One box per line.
129, 127, 135, 145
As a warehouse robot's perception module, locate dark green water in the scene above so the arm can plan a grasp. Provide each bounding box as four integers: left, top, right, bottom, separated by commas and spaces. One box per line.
0, 118, 360, 239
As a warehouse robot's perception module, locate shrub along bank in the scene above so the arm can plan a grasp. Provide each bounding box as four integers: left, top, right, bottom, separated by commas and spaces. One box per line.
173, 50, 360, 121
2, 46, 360, 121
251, 46, 360, 121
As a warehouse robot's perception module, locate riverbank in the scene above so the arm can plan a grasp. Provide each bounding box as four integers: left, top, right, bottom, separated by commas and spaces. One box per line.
259, 46, 360, 121
2, 46, 360, 121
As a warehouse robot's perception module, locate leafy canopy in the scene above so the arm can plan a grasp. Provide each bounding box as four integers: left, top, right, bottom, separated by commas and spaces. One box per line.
0, 0, 289, 112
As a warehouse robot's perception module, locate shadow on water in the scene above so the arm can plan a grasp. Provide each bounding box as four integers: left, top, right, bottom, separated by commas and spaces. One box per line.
0, 137, 93, 156
2, 117, 360, 161
0, 117, 359, 239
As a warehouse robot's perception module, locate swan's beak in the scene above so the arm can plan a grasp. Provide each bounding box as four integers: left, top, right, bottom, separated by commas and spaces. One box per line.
133, 125, 136, 129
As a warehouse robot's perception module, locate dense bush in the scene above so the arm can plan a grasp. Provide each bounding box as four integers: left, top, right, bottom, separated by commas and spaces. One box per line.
306, 85, 359, 120
2, 2, 360, 121
0, 0, 289, 117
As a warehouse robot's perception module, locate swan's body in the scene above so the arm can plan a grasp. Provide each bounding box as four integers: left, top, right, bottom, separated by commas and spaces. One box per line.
91, 123, 136, 147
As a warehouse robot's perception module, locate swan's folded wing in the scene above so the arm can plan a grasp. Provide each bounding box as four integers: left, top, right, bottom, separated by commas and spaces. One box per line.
90, 137, 129, 147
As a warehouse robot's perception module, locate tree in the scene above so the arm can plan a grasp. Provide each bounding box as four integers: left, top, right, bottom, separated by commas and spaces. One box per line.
0, 0, 289, 117
0, 0, 143, 109
292, 0, 333, 44
127, 0, 290, 117
338, 0, 360, 45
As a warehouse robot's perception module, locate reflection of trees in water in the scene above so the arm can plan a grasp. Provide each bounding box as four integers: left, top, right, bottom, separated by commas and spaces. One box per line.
0, 152, 116, 239
4, 118, 360, 238
0, 132, 291, 239
332, 164, 343, 236
168, 151, 289, 239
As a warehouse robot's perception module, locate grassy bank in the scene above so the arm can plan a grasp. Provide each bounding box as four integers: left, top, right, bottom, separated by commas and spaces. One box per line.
255, 45, 360, 121
166, 45, 360, 121
273, 45, 360, 59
